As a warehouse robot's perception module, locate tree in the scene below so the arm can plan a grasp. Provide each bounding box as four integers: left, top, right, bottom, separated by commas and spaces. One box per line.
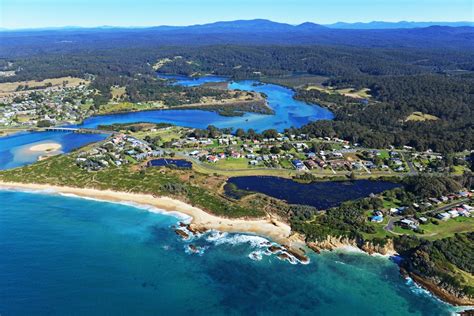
235, 128, 246, 138
262, 129, 278, 139
207, 125, 221, 138
247, 129, 257, 139
270, 146, 281, 154
37, 119, 53, 128
281, 142, 293, 151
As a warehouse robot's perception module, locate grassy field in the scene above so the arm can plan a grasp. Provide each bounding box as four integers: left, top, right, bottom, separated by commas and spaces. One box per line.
451, 165, 469, 175
405, 111, 439, 122
98, 102, 165, 115
214, 158, 252, 169
378, 150, 390, 159
336, 88, 371, 99
152, 58, 173, 70
110, 86, 127, 100
0, 128, 31, 136
0, 154, 264, 218
364, 210, 392, 240
0, 76, 89, 94
382, 198, 401, 209
392, 216, 474, 240
261, 75, 329, 89
306, 85, 372, 99
191, 161, 297, 178
131, 126, 185, 143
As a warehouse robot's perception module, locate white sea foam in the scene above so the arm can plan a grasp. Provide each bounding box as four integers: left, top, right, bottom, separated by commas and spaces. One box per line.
1, 186, 58, 195
185, 245, 207, 256
205, 231, 228, 242
2, 187, 192, 222
248, 250, 263, 261
113, 200, 191, 222
405, 276, 456, 309
405, 277, 437, 299
203, 230, 312, 264
333, 245, 365, 254
206, 231, 270, 248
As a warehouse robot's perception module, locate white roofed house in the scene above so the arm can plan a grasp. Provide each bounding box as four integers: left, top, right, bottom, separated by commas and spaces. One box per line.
436, 212, 451, 221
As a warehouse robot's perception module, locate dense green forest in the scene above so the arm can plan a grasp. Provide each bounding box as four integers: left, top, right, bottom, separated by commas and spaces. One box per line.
292, 73, 474, 152
1, 36, 473, 152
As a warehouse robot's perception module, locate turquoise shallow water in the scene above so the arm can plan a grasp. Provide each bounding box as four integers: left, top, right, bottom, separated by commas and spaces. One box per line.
0, 131, 107, 170
0, 190, 456, 315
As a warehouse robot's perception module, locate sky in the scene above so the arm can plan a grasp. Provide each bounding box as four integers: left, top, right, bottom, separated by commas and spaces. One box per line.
0, 0, 473, 29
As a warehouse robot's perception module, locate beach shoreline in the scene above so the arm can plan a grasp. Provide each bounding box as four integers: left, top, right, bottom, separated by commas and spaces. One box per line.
0, 181, 293, 246
2, 181, 472, 308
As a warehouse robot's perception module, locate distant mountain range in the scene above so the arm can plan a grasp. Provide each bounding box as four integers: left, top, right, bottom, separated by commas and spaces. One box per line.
2, 19, 473, 32
324, 21, 474, 29
1, 19, 473, 57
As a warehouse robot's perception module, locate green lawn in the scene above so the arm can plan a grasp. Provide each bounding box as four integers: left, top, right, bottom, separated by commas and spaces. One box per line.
382, 197, 401, 209
421, 217, 474, 240
378, 150, 390, 159
279, 159, 293, 169
451, 165, 468, 175
392, 216, 474, 240
214, 158, 251, 169
98, 102, 161, 115
131, 126, 184, 143
364, 211, 391, 240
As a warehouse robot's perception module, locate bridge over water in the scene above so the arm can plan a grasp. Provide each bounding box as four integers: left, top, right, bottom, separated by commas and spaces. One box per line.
43, 127, 113, 134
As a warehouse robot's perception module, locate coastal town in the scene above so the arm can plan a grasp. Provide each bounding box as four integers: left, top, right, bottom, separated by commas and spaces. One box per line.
0, 76, 94, 128
73, 123, 471, 179
1, 11, 474, 313
63, 122, 474, 244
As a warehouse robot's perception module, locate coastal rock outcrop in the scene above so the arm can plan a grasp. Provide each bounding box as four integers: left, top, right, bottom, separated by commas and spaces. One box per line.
406, 271, 474, 306
307, 236, 396, 256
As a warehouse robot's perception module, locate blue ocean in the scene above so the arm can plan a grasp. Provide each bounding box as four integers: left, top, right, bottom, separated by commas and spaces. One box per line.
0, 190, 456, 315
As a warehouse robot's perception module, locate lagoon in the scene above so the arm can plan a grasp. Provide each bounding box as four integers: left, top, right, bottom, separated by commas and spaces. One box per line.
77, 78, 333, 132
148, 158, 193, 169
0, 75, 332, 170
225, 176, 401, 209
0, 131, 107, 170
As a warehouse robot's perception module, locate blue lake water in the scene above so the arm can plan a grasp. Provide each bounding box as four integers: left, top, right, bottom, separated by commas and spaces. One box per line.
78, 78, 333, 132
148, 158, 193, 169
225, 177, 401, 209
0, 190, 455, 315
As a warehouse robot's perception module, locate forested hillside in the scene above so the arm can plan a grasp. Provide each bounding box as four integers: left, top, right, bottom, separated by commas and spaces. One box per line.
1, 19, 473, 57
1, 25, 473, 153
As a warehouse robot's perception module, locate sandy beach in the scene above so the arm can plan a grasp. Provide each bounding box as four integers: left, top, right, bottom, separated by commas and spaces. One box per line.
29, 143, 62, 152
0, 181, 292, 245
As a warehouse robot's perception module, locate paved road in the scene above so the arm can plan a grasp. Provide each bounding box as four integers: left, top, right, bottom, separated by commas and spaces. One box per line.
400, 151, 418, 175
383, 216, 402, 235
426, 198, 470, 216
